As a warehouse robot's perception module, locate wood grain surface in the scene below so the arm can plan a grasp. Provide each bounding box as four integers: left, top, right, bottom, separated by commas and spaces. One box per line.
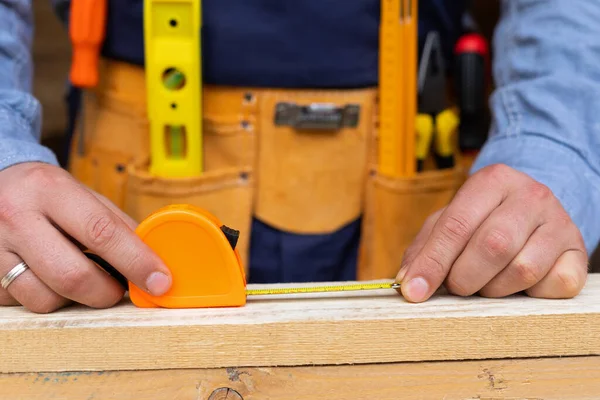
1, 277, 600, 373
2, 357, 600, 400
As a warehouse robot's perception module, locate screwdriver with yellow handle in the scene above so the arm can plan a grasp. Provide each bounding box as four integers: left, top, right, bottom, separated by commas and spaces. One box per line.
416, 31, 459, 171
433, 108, 459, 169
415, 114, 434, 172
416, 111, 459, 172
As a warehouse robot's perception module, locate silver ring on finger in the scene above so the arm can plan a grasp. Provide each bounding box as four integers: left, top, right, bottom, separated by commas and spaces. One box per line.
1, 261, 29, 290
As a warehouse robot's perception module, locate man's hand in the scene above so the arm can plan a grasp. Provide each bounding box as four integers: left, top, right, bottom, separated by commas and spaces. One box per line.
396, 164, 588, 302
0, 162, 172, 313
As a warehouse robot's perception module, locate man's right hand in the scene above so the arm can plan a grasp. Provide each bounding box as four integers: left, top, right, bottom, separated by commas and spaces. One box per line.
0, 162, 172, 313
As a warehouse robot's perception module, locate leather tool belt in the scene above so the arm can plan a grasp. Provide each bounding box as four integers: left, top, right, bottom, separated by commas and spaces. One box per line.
68, 60, 466, 279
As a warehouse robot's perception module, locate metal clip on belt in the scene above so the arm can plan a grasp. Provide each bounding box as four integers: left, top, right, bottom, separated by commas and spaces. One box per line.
274, 102, 360, 130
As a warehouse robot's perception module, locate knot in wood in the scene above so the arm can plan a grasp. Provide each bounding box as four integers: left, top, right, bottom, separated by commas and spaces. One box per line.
207, 387, 243, 400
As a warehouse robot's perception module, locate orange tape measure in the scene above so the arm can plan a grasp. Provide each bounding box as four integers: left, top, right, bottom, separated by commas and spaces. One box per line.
128, 205, 247, 308
86, 205, 400, 309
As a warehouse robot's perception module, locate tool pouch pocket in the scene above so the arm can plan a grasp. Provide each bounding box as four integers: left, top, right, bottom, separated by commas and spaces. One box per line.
357, 166, 466, 280
123, 165, 254, 268
68, 91, 148, 209
254, 89, 376, 234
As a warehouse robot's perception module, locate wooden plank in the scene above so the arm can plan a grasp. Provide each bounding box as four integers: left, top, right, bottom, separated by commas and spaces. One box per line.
2, 356, 600, 399
1, 276, 600, 373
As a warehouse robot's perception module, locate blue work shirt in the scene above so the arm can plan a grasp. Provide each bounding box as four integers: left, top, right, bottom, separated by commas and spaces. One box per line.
99, 0, 464, 88
1, 0, 599, 283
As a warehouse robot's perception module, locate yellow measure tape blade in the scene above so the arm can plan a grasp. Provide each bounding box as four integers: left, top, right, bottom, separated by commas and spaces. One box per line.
246, 282, 400, 296
378, 0, 419, 178
144, 0, 203, 177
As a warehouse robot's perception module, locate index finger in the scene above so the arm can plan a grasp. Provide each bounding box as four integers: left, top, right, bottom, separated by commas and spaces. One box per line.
399, 165, 517, 302
43, 182, 172, 297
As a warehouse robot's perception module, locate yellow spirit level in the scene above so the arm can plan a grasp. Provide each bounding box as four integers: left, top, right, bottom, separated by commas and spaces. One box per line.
144, 0, 203, 177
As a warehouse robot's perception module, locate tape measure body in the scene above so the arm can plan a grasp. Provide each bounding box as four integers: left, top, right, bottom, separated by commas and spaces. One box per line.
129, 204, 247, 308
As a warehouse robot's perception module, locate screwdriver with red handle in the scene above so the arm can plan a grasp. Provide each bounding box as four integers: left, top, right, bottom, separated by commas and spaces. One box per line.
454, 32, 490, 155
68, 0, 108, 155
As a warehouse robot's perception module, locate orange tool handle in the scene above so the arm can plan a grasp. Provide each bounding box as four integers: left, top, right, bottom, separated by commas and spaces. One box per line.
69, 0, 107, 88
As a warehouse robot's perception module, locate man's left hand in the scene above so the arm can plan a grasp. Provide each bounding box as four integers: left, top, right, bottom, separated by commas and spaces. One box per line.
395, 164, 588, 302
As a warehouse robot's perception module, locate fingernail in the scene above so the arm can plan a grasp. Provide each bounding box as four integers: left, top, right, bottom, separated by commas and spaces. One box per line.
404, 277, 429, 302
146, 272, 171, 296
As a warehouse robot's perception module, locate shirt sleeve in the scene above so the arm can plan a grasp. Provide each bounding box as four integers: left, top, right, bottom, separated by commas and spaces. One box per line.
0, 0, 59, 172
470, 0, 600, 255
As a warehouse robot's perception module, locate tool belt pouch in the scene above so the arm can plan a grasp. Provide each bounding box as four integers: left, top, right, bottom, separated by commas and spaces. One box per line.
123, 165, 253, 267
358, 166, 466, 280
254, 89, 376, 234
69, 89, 149, 209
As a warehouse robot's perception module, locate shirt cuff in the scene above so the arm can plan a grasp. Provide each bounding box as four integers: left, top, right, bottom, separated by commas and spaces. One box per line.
470, 134, 600, 255
0, 92, 59, 172
0, 138, 59, 171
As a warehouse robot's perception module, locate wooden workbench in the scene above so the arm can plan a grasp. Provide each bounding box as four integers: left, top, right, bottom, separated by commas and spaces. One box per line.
1, 276, 600, 399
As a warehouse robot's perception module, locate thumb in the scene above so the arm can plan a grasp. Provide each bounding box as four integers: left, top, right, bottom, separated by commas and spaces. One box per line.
396, 263, 436, 303
397, 208, 444, 281
395, 210, 445, 303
